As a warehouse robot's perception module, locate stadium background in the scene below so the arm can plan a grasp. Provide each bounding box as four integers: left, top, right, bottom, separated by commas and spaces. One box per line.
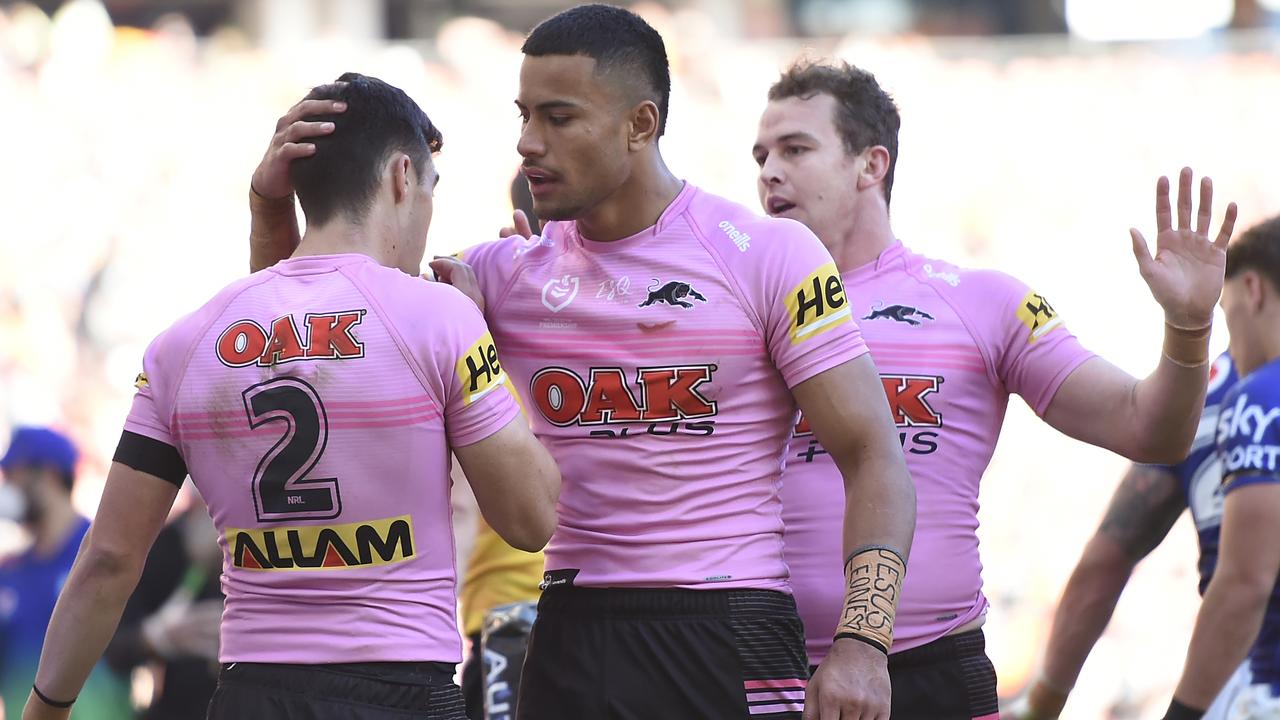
0, 0, 1278, 717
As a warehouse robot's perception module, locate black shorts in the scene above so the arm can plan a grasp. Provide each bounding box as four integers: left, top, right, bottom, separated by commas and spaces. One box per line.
516, 587, 809, 720
462, 635, 484, 720
206, 660, 466, 720
887, 629, 999, 720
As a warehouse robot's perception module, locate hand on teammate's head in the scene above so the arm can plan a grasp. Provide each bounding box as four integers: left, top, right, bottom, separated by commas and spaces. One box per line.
250, 85, 349, 201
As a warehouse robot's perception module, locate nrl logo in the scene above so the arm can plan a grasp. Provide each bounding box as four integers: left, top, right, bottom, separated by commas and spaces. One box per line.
541, 275, 580, 313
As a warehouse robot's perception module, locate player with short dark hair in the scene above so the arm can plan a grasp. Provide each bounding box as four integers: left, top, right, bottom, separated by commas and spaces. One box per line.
22, 73, 559, 720
247, 6, 917, 719
1156, 217, 1280, 720
520, 3, 671, 139
767, 62, 900, 205
754, 59, 1237, 720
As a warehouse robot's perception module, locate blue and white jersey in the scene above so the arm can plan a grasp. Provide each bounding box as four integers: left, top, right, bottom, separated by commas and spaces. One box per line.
1172, 353, 1237, 594
1215, 354, 1280, 688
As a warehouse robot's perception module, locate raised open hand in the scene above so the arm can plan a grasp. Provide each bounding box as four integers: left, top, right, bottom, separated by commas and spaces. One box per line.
1130, 167, 1238, 329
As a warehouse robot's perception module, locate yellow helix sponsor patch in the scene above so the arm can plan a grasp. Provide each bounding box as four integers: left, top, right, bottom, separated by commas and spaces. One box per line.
786, 261, 852, 344
1016, 290, 1063, 343
457, 331, 508, 406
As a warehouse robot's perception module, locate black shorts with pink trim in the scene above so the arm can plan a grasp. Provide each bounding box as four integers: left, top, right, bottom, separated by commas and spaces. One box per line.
516, 586, 809, 720
886, 629, 1000, 720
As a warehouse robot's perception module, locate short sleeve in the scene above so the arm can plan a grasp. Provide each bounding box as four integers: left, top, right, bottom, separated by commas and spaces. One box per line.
113, 327, 189, 486
758, 223, 868, 387
462, 233, 553, 315
985, 274, 1096, 415
123, 331, 180, 447
1219, 381, 1280, 494
430, 291, 522, 448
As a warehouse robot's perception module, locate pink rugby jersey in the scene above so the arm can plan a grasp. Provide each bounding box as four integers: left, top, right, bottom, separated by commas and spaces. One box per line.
465, 183, 867, 590
121, 253, 520, 664
782, 241, 1095, 662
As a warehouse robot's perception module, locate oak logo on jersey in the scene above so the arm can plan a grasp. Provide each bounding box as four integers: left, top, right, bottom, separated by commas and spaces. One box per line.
787, 262, 851, 344
1016, 291, 1063, 343
638, 279, 708, 309
530, 365, 717, 434
217, 311, 366, 368
881, 375, 944, 427
229, 515, 415, 571
794, 374, 943, 462
863, 303, 935, 327
457, 332, 507, 406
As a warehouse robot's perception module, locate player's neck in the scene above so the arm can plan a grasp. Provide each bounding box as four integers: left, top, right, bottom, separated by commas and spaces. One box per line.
575, 154, 683, 243
826, 206, 896, 274
1255, 336, 1280, 377
294, 219, 393, 268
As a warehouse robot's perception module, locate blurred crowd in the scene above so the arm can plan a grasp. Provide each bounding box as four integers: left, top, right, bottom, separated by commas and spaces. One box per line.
1, 0, 1278, 717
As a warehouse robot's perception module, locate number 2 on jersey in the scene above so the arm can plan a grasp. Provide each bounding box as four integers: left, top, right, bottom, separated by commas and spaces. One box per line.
242, 377, 342, 522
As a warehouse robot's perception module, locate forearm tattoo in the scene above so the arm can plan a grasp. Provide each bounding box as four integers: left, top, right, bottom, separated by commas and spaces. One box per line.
1098, 464, 1184, 561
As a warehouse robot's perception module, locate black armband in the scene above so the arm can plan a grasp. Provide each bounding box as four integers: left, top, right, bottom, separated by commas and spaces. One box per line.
113, 430, 187, 486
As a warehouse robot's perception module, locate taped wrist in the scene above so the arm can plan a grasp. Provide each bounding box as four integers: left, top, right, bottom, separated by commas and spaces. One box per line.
249, 184, 296, 211
1163, 322, 1211, 368
833, 545, 905, 655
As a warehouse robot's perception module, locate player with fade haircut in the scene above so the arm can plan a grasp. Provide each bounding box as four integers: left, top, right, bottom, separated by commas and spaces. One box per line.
751, 59, 1237, 720
21, 73, 560, 720
1009, 351, 1240, 720
1154, 216, 1280, 720
247, 5, 916, 719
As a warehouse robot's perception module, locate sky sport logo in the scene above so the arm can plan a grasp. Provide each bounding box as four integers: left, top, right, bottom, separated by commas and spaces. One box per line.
717, 220, 751, 252
1218, 393, 1280, 476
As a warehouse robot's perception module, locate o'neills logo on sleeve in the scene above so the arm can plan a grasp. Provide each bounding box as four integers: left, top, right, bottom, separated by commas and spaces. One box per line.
787, 262, 851, 344
457, 332, 508, 406
229, 515, 415, 571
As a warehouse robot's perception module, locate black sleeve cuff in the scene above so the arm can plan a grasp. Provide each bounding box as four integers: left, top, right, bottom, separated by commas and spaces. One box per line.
1163, 698, 1205, 720
114, 430, 187, 487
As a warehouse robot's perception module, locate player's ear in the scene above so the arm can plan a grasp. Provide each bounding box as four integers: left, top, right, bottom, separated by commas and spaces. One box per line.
1248, 271, 1271, 312
856, 146, 891, 194
627, 100, 661, 151
390, 153, 413, 204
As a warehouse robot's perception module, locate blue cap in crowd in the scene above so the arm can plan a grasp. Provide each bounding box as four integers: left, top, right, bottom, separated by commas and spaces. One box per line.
0, 427, 79, 477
